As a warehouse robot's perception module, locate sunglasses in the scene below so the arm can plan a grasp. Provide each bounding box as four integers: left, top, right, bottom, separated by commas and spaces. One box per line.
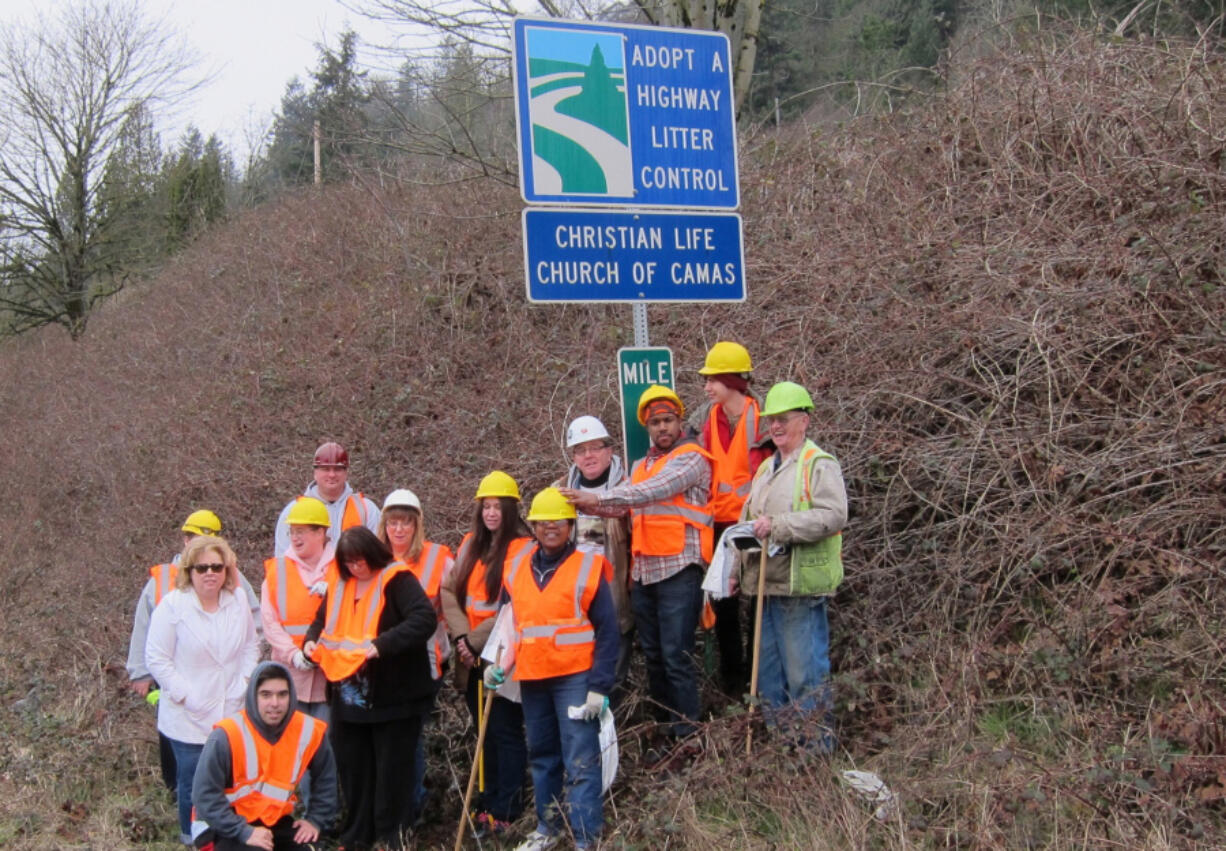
192, 563, 225, 574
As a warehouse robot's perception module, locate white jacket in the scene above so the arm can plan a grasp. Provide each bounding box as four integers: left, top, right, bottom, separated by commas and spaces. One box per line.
145, 587, 260, 744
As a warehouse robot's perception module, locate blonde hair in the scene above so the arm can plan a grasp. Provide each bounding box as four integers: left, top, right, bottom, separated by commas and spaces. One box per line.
377, 505, 424, 562
176, 535, 239, 592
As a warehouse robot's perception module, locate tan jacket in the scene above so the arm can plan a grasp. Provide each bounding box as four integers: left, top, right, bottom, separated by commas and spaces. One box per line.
738, 444, 848, 596
553, 467, 634, 634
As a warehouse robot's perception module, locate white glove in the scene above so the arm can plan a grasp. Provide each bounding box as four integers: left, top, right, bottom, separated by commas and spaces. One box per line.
309, 581, 328, 596
483, 665, 506, 689
291, 649, 315, 671
573, 691, 608, 721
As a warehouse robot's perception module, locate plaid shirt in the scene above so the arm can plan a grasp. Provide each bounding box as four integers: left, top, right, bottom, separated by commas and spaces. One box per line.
597, 439, 712, 585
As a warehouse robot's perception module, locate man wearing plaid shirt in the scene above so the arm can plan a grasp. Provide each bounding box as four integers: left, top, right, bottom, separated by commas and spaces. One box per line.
562, 385, 713, 742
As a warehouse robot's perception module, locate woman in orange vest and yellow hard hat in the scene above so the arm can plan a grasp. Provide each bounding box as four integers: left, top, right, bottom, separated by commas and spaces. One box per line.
483, 487, 618, 850
302, 526, 437, 851
440, 471, 532, 835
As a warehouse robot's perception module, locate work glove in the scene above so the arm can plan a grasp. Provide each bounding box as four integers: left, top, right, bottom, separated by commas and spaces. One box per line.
575, 691, 608, 721
146, 688, 160, 707
483, 665, 506, 689
291, 649, 315, 671
309, 581, 328, 596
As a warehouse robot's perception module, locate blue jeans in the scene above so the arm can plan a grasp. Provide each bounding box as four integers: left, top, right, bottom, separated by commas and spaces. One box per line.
631, 565, 703, 737
464, 671, 527, 821
168, 738, 204, 842
521, 672, 602, 846
756, 595, 834, 749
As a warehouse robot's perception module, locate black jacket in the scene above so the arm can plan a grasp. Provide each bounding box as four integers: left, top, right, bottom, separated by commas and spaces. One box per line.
306, 569, 438, 723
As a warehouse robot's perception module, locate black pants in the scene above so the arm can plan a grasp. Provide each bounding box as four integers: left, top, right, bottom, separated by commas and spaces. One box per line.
463, 665, 527, 822
158, 731, 177, 793
331, 714, 423, 851
211, 815, 311, 850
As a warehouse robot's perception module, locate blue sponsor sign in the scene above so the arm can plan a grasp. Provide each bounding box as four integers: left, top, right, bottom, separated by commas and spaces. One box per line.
513, 17, 738, 210
523, 208, 744, 303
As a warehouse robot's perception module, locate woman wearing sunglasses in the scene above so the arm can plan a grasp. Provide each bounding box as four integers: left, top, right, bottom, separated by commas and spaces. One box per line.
145, 534, 260, 845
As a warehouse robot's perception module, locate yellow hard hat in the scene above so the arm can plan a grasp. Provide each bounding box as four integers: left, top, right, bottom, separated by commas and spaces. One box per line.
636, 384, 685, 425
286, 496, 330, 527
698, 341, 753, 376
181, 509, 222, 536
526, 487, 577, 522
475, 470, 521, 501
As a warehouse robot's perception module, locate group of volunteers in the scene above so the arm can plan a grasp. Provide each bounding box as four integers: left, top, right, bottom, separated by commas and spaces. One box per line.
124, 341, 849, 851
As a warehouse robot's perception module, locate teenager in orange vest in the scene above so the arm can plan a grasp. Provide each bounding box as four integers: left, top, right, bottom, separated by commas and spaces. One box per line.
191, 662, 338, 850
272, 442, 380, 556
561, 386, 713, 745
302, 527, 436, 851
440, 471, 532, 835
697, 342, 772, 696
483, 488, 618, 850
260, 496, 333, 818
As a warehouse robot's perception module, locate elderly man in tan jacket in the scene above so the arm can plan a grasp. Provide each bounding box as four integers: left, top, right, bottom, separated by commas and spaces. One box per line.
738, 381, 848, 752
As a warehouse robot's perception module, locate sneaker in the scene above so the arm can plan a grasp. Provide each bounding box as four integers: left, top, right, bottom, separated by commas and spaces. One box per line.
513, 828, 558, 851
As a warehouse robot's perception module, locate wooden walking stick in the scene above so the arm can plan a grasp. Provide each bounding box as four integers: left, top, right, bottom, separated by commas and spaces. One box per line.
455, 650, 502, 851
746, 544, 769, 756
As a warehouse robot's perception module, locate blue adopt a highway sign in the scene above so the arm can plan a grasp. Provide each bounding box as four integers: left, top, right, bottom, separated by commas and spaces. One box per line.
513, 17, 738, 210
523, 207, 744, 303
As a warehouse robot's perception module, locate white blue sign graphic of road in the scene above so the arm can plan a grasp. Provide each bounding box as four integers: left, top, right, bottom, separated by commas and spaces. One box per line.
513, 18, 738, 210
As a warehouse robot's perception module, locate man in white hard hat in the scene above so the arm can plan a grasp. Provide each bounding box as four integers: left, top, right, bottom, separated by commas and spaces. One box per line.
272, 441, 380, 556
553, 415, 634, 703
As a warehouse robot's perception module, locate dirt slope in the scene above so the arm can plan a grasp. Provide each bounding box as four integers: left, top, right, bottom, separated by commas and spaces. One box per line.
0, 26, 1223, 849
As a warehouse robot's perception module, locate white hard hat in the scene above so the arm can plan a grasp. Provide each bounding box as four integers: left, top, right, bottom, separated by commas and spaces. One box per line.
566, 415, 611, 448
382, 488, 421, 512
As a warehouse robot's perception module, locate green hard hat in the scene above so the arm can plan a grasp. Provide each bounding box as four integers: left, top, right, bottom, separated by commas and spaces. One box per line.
761, 381, 815, 416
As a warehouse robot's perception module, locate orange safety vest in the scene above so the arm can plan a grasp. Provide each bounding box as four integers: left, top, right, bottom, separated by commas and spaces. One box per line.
455, 534, 533, 631
150, 563, 178, 605
264, 555, 332, 649
708, 398, 760, 524
216, 709, 327, 826
314, 562, 413, 681
630, 442, 716, 563
340, 493, 369, 531
402, 541, 452, 679
503, 544, 609, 682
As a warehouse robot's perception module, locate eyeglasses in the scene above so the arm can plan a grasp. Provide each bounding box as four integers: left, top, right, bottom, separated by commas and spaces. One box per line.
313, 464, 346, 472
386, 518, 416, 530
572, 444, 611, 458
192, 563, 225, 574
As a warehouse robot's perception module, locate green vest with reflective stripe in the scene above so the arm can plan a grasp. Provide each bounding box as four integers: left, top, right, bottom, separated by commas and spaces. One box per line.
755, 439, 843, 595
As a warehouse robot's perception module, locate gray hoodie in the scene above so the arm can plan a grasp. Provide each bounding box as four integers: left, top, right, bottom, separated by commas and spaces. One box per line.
192, 661, 338, 843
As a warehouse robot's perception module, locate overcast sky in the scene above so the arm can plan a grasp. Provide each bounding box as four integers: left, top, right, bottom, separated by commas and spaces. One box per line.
0, 0, 414, 158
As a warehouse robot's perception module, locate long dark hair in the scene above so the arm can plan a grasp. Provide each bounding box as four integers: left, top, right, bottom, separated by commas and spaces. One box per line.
335, 527, 394, 579
454, 496, 530, 611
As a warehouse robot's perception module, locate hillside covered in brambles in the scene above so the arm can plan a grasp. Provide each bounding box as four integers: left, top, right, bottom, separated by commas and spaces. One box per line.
0, 25, 1223, 849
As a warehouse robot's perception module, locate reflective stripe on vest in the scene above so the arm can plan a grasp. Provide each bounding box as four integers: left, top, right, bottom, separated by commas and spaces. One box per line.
315, 562, 412, 681
218, 709, 327, 826
629, 442, 715, 562
506, 548, 604, 681
150, 563, 178, 606
405, 542, 451, 679
708, 399, 760, 523
264, 556, 328, 645
340, 493, 368, 531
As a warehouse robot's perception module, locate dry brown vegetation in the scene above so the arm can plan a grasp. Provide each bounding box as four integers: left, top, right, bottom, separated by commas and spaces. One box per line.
0, 24, 1224, 849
